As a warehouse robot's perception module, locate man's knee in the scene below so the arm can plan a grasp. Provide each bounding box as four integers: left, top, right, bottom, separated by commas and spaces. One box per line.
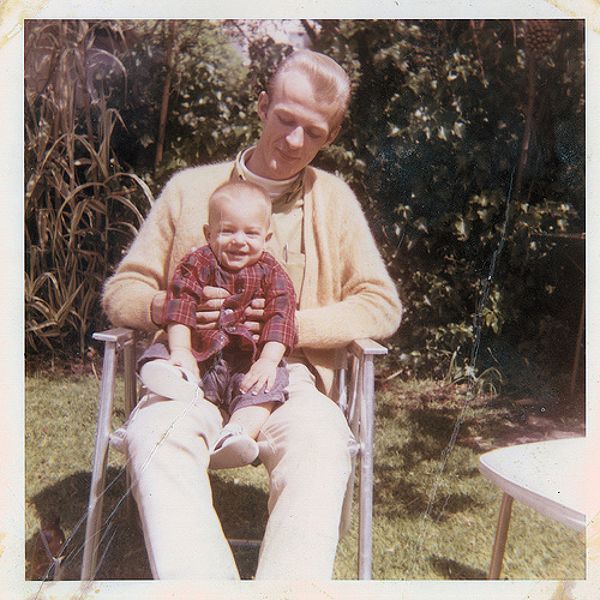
292, 392, 352, 445
126, 394, 222, 456
303, 417, 353, 478
261, 391, 354, 484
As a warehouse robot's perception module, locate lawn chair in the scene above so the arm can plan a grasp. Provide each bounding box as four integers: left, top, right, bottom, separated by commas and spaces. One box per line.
81, 327, 386, 581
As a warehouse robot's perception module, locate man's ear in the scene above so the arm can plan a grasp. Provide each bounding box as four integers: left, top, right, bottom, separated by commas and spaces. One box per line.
257, 91, 270, 122
325, 124, 341, 147
203, 224, 210, 242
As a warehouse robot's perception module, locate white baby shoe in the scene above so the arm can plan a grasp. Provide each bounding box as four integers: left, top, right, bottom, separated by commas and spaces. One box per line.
209, 423, 259, 470
139, 359, 203, 403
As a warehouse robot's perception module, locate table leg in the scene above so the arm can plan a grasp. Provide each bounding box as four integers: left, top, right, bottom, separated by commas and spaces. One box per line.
488, 493, 514, 579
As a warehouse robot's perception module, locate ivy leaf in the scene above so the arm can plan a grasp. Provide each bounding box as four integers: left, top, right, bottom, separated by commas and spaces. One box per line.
453, 215, 471, 241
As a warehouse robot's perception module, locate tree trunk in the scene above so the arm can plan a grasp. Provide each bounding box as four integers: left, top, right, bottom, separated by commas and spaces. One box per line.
154, 21, 178, 171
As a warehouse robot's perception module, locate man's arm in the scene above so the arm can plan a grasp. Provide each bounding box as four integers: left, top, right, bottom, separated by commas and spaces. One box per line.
102, 179, 178, 331
295, 176, 402, 348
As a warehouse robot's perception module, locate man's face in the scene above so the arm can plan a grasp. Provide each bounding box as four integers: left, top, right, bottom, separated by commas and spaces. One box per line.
249, 70, 342, 180
204, 194, 271, 272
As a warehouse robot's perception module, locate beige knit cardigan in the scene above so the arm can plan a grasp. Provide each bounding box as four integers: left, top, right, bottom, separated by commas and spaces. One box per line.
102, 161, 402, 396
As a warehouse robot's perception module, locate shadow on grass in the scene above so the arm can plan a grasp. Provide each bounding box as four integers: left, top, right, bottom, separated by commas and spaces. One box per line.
401, 411, 460, 469
379, 373, 584, 455
373, 408, 484, 521
429, 555, 487, 580
26, 467, 150, 581
377, 400, 481, 467
212, 473, 268, 579
26, 467, 268, 581
373, 463, 481, 522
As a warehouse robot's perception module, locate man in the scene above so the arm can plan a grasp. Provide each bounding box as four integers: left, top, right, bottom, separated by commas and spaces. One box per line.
102, 49, 402, 579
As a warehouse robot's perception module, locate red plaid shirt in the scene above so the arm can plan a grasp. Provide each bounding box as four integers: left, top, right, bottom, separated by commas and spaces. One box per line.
164, 245, 296, 362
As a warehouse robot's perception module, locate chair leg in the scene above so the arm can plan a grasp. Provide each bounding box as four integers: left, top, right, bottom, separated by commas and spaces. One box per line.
339, 446, 358, 539
122, 336, 137, 521
81, 341, 118, 580
487, 493, 514, 579
358, 356, 375, 580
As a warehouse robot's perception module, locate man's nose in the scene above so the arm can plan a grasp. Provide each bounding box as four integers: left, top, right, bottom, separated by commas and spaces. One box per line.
286, 126, 304, 148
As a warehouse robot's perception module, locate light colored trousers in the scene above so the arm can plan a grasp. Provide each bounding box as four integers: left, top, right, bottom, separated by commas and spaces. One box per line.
125, 359, 354, 579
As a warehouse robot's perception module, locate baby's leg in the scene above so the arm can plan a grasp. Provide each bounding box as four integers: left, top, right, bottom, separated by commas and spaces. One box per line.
208, 403, 277, 469
206, 358, 287, 469
227, 401, 276, 440
208, 415, 261, 470
139, 359, 203, 403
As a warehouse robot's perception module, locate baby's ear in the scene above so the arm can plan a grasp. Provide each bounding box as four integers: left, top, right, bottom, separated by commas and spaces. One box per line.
265, 230, 273, 242
203, 224, 210, 241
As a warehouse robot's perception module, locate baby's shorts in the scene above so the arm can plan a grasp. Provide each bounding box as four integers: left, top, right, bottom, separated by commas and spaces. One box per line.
138, 343, 288, 415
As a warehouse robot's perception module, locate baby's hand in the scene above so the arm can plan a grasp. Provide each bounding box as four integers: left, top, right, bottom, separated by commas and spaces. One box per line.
240, 357, 278, 395
169, 348, 200, 381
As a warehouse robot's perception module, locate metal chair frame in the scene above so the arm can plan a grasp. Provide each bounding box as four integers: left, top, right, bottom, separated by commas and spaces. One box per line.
81, 327, 386, 580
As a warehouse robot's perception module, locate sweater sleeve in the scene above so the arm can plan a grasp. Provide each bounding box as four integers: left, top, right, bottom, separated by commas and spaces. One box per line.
101, 177, 180, 331
296, 178, 403, 348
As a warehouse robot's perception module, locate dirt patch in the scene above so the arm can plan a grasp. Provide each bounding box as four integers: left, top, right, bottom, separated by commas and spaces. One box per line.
379, 378, 585, 453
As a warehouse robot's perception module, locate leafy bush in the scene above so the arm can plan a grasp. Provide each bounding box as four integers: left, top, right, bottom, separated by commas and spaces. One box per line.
308, 20, 584, 380
25, 19, 584, 390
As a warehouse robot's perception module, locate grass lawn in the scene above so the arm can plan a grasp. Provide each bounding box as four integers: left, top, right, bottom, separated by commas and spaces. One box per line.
25, 371, 585, 581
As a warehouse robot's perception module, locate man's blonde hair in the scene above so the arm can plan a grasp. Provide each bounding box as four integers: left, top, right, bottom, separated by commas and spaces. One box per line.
269, 49, 351, 129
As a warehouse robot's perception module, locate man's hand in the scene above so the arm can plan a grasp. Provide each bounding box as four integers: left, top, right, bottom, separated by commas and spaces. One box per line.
240, 356, 278, 394
154, 286, 266, 337
197, 288, 265, 339
151, 291, 167, 326
244, 298, 265, 337
169, 347, 200, 380
195, 286, 230, 330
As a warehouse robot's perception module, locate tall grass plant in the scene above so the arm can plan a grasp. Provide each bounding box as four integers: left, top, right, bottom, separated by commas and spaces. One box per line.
25, 20, 153, 356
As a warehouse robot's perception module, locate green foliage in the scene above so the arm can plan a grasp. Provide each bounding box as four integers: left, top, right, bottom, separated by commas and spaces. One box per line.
25, 19, 585, 388
113, 21, 257, 183
25, 21, 154, 355
308, 20, 584, 379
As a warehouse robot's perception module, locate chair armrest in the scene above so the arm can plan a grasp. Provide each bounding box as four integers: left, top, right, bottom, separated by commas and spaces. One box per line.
92, 328, 136, 346
336, 339, 387, 414
349, 338, 388, 358
92, 327, 139, 419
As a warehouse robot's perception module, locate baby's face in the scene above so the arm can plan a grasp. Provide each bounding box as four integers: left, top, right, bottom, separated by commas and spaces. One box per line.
205, 194, 271, 272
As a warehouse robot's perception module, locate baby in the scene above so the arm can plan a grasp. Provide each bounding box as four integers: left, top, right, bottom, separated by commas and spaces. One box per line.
139, 180, 296, 469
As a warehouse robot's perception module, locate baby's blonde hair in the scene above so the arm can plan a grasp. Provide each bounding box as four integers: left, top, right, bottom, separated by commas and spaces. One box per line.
208, 180, 271, 225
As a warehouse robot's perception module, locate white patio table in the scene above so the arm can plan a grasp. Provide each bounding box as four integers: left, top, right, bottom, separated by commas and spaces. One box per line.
479, 437, 591, 578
